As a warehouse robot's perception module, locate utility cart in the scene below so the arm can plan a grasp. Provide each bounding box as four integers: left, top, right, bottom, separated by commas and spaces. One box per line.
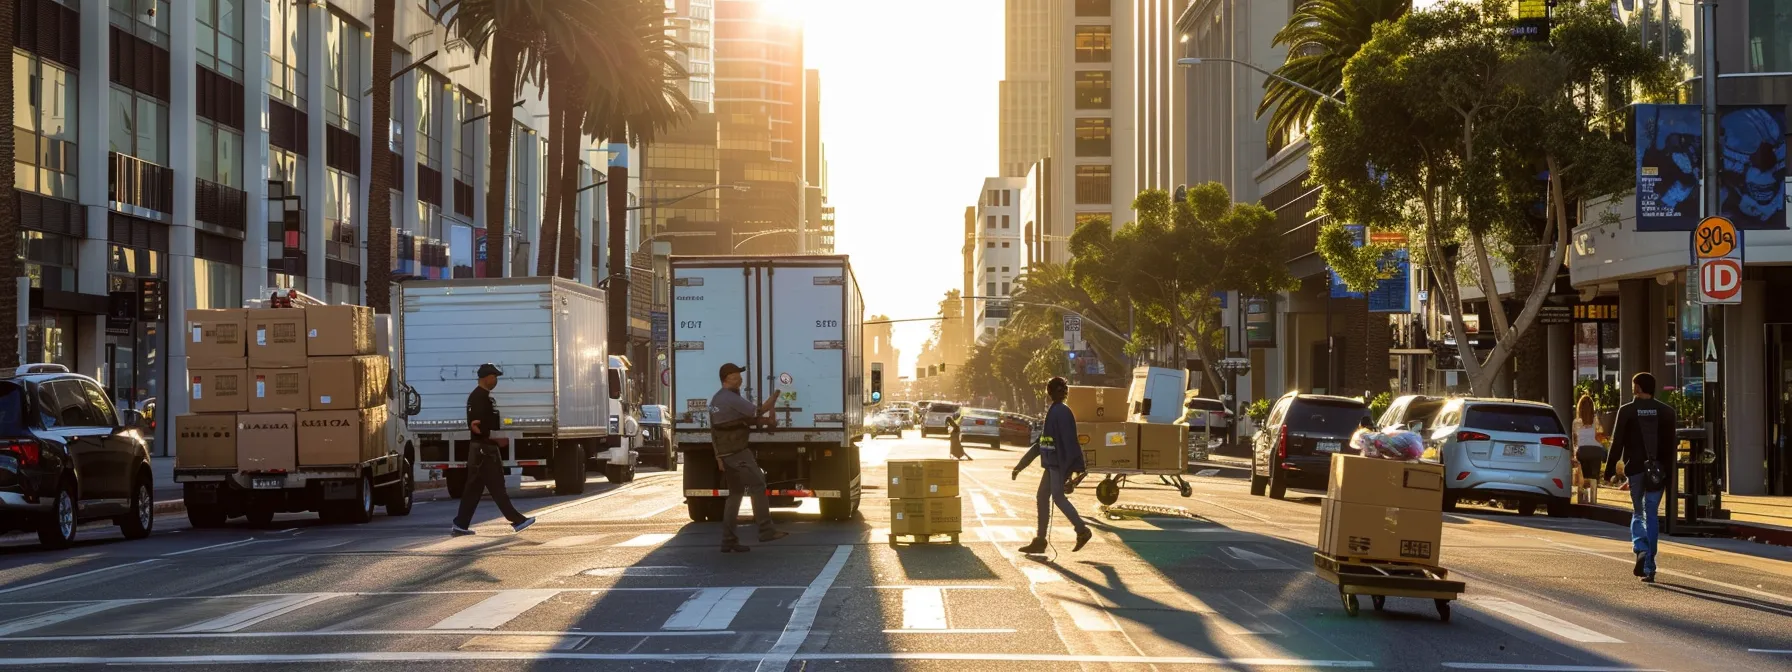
1313, 552, 1464, 622
1070, 468, 1194, 505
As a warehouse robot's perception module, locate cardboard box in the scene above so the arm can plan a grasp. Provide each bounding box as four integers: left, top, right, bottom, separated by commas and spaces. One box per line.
174, 414, 237, 469
1065, 386, 1127, 422
887, 459, 959, 498
248, 368, 310, 413
304, 304, 375, 356
889, 497, 963, 536
297, 407, 388, 466
247, 309, 308, 368
1318, 498, 1443, 566
1077, 422, 1138, 469
236, 412, 297, 473
1134, 422, 1188, 472
189, 369, 248, 414
187, 309, 247, 370
1327, 454, 1447, 511
308, 355, 390, 410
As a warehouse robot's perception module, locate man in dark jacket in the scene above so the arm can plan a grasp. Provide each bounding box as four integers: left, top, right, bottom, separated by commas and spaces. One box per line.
1011, 377, 1092, 554
452, 363, 535, 536
1604, 372, 1677, 582
709, 363, 789, 553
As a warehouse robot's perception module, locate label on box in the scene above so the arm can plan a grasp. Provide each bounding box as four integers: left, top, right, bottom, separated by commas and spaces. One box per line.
895, 512, 905, 520
929, 484, 938, 493
309, 328, 318, 338
193, 382, 203, 399
319, 395, 332, 404
192, 326, 203, 342
256, 377, 266, 397
1106, 432, 1126, 446
257, 328, 267, 346
891, 477, 900, 484
1401, 540, 1433, 559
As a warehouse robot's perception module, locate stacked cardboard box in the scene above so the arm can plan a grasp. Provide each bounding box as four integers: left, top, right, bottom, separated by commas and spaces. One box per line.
1133, 422, 1188, 472
1065, 386, 1127, 422
1076, 422, 1136, 469
887, 459, 962, 536
1317, 454, 1447, 565
176, 303, 389, 472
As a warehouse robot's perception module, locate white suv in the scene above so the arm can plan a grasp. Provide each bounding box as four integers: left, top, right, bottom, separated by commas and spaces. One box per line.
1424, 398, 1572, 517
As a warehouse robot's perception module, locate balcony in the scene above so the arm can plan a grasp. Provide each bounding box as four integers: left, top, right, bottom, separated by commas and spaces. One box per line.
195, 179, 247, 232
108, 152, 173, 215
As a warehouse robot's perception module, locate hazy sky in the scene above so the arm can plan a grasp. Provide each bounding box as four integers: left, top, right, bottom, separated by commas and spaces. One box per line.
787, 0, 1005, 379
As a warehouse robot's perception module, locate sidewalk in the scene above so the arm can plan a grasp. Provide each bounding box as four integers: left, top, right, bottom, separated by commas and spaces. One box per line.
1576, 482, 1792, 546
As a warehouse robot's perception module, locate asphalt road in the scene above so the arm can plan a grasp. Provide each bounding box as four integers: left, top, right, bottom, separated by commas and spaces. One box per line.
1, 432, 1790, 671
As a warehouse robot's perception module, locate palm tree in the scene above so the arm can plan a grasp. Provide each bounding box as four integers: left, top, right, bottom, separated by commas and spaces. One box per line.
1259, 0, 1409, 146
365, 0, 395, 312
438, 0, 542, 279
0, 0, 15, 364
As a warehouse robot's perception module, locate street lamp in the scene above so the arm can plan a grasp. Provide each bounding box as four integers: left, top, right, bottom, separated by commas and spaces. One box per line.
1176, 57, 1344, 107
731, 228, 798, 252
626, 183, 750, 210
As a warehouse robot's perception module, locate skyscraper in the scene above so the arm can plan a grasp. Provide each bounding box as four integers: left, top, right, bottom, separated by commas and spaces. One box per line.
643, 0, 722, 255
715, 0, 807, 255
1001, 0, 1052, 178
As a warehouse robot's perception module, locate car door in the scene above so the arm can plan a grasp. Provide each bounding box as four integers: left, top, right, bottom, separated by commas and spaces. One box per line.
81, 380, 140, 498
43, 380, 121, 503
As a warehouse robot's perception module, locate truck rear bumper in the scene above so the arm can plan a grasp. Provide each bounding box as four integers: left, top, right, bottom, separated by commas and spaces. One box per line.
675, 430, 848, 444
685, 488, 843, 498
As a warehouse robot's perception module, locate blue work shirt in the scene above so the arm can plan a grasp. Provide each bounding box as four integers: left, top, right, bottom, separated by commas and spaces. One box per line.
1016, 402, 1086, 473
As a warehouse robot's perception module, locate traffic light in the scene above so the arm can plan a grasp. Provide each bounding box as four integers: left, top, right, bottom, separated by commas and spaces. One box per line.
870, 363, 883, 403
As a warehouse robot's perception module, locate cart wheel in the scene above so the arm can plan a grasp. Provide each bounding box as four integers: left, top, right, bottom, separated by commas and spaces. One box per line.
1095, 478, 1120, 506
1371, 595, 1386, 612
1435, 599, 1452, 623
1342, 593, 1359, 617
1178, 480, 1193, 498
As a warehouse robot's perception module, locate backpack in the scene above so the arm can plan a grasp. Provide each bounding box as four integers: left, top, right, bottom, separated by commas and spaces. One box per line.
1637, 405, 1668, 493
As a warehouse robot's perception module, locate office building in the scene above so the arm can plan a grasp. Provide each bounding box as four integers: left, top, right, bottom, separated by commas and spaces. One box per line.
972, 177, 1028, 342
643, 0, 722, 256
715, 0, 806, 255
1001, 0, 1051, 178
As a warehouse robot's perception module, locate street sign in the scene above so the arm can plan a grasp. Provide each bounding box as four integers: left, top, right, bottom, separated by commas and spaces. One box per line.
1062, 314, 1084, 352
1694, 216, 1738, 260
1694, 216, 1743, 304
1699, 259, 1742, 303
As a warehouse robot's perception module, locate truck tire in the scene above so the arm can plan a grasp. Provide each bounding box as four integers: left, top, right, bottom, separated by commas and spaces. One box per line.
246, 504, 276, 528
446, 468, 467, 499
385, 457, 415, 516
684, 446, 722, 522
554, 442, 587, 495
603, 463, 637, 484
817, 444, 862, 522
340, 473, 376, 524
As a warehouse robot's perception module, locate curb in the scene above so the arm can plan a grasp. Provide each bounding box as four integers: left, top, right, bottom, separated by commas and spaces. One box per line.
1567, 502, 1792, 548
153, 479, 449, 518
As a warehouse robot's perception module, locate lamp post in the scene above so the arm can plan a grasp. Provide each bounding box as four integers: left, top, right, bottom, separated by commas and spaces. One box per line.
732, 228, 799, 252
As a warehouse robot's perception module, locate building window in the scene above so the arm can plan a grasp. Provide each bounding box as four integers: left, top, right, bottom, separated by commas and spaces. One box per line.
325, 168, 358, 257
326, 12, 363, 134
986, 266, 996, 273
20, 230, 77, 291
110, 0, 170, 47
1075, 71, 1111, 109
1001, 242, 1010, 248
1750, 1, 1792, 72
14, 51, 79, 199
268, 0, 308, 107
986, 282, 996, 296
1075, 25, 1112, 63
1076, 118, 1112, 157
1002, 282, 1010, 295
195, 258, 243, 310
1075, 0, 1110, 17
195, 120, 242, 188
1002, 190, 1011, 206
986, 189, 999, 206
197, 0, 244, 80
417, 201, 443, 243
417, 73, 443, 169
110, 87, 169, 166
986, 215, 995, 228
1002, 266, 1010, 272
1075, 164, 1112, 204
457, 92, 482, 185
986, 241, 995, 248
1001, 215, 1010, 229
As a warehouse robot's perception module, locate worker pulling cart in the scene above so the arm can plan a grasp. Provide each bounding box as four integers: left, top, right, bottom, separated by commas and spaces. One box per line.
1313, 430, 1463, 622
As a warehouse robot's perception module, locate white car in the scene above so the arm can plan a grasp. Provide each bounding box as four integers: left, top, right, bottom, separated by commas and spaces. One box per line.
955, 409, 1003, 449
1424, 398, 1573, 517
921, 402, 960, 437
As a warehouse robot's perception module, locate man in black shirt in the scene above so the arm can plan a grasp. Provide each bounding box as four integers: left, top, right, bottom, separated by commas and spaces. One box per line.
452, 363, 535, 536
1604, 372, 1676, 583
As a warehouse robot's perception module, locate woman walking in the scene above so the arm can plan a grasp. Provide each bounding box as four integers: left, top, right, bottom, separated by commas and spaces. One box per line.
1573, 395, 1607, 505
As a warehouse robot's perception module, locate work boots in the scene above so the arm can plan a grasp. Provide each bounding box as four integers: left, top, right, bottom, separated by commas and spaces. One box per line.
1018, 537, 1048, 554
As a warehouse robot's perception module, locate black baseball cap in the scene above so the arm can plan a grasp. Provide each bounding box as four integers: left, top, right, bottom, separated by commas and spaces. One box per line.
719, 363, 747, 381
477, 363, 504, 378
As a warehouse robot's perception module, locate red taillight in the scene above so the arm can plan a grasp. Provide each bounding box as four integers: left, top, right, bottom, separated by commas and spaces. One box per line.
1457, 431, 1491, 442
1553, 478, 1565, 489
1277, 425, 1288, 460
1541, 436, 1568, 448
3, 440, 40, 468
1457, 471, 1471, 481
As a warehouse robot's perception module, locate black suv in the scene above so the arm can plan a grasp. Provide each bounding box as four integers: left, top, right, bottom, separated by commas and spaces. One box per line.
1251, 392, 1372, 499
0, 364, 154, 548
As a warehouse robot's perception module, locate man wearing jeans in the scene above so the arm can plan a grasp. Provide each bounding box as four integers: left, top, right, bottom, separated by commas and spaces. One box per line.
709, 363, 789, 553
1604, 372, 1676, 583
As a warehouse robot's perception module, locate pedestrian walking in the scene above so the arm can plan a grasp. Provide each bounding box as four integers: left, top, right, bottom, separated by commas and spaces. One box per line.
1603, 372, 1676, 583
948, 414, 972, 461
1011, 377, 1092, 555
451, 363, 536, 536
1573, 395, 1608, 505
710, 363, 789, 553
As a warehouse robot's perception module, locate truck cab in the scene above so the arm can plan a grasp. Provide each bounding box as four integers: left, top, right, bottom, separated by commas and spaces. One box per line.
597, 355, 641, 482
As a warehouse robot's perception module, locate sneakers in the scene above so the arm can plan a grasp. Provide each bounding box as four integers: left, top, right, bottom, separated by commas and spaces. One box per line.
1641, 573, 1657, 584
450, 525, 475, 537
1018, 537, 1048, 554
512, 517, 536, 533
1633, 551, 1647, 578
721, 542, 751, 553
1073, 527, 1093, 552
759, 530, 789, 543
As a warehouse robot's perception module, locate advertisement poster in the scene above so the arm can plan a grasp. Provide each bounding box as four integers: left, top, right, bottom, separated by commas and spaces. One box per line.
1330, 226, 1367, 299
1636, 104, 1702, 230
1636, 104, 1787, 231
1717, 105, 1787, 230
1366, 249, 1412, 313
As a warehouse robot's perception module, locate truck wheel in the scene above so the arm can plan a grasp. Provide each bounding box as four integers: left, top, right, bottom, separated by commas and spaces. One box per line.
603, 464, 624, 483
385, 458, 415, 516
446, 468, 468, 499
341, 474, 376, 524
554, 443, 587, 495
687, 498, 724, 522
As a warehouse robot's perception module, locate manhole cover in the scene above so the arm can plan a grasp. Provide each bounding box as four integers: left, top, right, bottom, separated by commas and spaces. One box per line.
582, 565, 694, 577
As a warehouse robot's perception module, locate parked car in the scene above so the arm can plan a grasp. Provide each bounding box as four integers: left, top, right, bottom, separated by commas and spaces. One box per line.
636, 405, 677, 471
1424, 398, 1572, 517
0, 364, 155, 548
868, 412, 905, 438
1251, 392, 1373, 500
956, 408, 1003, 448
1178, 395, 1234, 436
1377, 394, 1448, 433
885, 407, 915, 430
921, 402, 961, 437
999, 413, 1038, 447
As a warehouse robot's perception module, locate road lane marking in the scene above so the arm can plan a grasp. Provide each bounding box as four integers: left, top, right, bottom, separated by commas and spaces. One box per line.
1176, 593, 1279, 636
0, 586, 806, 607
429, 590, 560, 630
616, 533, 675, 547
971, 493, 996, 516
1553, 544, 1792, 608
1223, 546, 1295, 570
1058, 594, 1120, 632
162, 539, 261, 557
0, 651, 1377, 666
1442, 665, 1664, 671
633, 501, 683, 519
520, 472, 680, 518
755, 544, 853, 672
1464, 598, 1623, 644
662, 587, 755, 631
534, 535, 607, 548
0, 559, 160, 596
0, 600, 148, 636
883, 628, 1016, 634
174, 594, 341, 633
868, 585, 1010, 590
0, 629, 736, 643
900, 588, 947, 630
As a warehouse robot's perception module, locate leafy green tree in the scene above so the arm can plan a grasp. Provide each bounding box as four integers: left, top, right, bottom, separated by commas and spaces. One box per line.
1261, 0, 1411, 147
1310, 0, 1672, 396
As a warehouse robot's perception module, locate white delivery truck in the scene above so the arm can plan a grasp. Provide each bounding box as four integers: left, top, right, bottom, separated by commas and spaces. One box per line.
601, 355, 640, 483
398, 277, 621, 496
671, 255, 866, 522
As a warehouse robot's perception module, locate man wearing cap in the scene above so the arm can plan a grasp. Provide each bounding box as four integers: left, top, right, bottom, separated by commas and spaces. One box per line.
451, 363, 535, 536
710, 363, 788, 552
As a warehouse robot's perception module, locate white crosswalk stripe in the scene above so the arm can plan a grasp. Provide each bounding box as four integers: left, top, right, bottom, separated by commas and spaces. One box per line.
175, 594, 341, 633
0, 601, 147, 636
900, 588, 947, 630
429, 590, 561, 631
1467, 598, 1624, 644
662, 588, 755, 631
616, 533, 675, 547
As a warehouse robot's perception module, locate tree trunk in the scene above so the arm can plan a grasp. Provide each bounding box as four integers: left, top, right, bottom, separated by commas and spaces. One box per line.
0, 0, 17, 365
365, 0, 396, 313
537, 59, 565, 277
556, 109, 582, 279
483, 33, 521, 280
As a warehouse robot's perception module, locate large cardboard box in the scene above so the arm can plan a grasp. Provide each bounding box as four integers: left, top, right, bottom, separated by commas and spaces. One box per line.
889, 497, 963, 536
309, 355, 389, 410
1066, 386, 1127, 422
304, 304, 375, 356
246, 309, 308, 368
297, 407, 388, 466
248, 368, 310, 413
1077, 422, 1138, 469
1135, 422, 1188, 472
187, 309, 247, 370
887, 459, 959, 498
174, 414, 237, 469
189, 369, 248, 414
1318, 498, 1443, 566
236, 412, 297, 473
1327, 454, 1446, 511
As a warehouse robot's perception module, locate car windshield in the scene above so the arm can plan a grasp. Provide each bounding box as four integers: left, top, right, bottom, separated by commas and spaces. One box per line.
1406, 400, 1447, 426
1464, 404, 1564, 434
963, 409, 999, 419
929, 403, 960, 413
1287, 399, 1371, 433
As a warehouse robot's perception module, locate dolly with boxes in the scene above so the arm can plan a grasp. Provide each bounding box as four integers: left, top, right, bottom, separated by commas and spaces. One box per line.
1063, 386, 1196, 505
886, 458, 963, 545
1312, 450, 1464, 621
174, 291, 417, 528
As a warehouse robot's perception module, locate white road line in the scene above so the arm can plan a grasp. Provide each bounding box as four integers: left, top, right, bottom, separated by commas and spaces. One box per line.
0, 586, 806, 607
901, 588, 947, 630
867, 585, 1011, 590
662, 587, 755, 631
1465, 598, 1623, 644
1058, 596, 1120, 632
616, 533, 675, 547
428, 589, 561, 630
971, 493, 996, 516
0, 629, 736, 643
1176, 594, 1278, 636
756, 544, 853, 672
1224, 546, 1295, 570
522, 472, 679, 518
0, 651, 1377, 666
1553, 544, 1792, 608
0, 560, 160, 596
633, 501, 683, 519
1441, 665, 1665, 671
0, 600, 147, 636
882, 628, 1016, 634
174, 594, 340, 633
1749, 649, 1792, 655
535, 535, 607, 549
162, 539, 260, 557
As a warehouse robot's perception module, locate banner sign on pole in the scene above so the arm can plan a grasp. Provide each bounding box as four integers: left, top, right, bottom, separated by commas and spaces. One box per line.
1637, 104, 1787, 231
1062, 314, 1085, 352
1695, 216, 1743, 304
1367, 249, 1413, 314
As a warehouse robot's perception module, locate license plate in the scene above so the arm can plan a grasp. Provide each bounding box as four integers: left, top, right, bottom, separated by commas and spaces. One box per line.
1502, 444, 1530, 457
1316, 441, 1341, 453
252, 477, 283, 490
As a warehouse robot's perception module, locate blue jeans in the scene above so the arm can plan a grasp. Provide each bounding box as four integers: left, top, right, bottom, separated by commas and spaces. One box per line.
1036, 467, 1087, 539
1630, 486, 1663, 574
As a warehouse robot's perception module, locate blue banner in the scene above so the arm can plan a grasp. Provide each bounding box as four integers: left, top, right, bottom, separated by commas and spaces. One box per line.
1330, 226, 1367, 299
1636, 104, 1702, 231
1367, 249, 1412, 313
1718, 105, 1787, 230
1636, 104, 1787, 230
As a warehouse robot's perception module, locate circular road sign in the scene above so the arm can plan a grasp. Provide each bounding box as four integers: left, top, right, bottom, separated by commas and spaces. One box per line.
1695, 216, 1738, 260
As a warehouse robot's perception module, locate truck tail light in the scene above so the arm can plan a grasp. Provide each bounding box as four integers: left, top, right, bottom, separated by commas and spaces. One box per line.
2, 440, 39, 467
1457, 431, 1491, 442
1277, 426, 1288, 460
1540, 436, 1568, 448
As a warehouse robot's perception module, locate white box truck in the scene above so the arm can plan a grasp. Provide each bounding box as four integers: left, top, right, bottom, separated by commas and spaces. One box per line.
671, 255, 865, 522
398, 277, 619, 496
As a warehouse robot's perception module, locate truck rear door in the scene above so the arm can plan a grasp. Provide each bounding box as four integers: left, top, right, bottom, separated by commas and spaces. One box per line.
762, 262, 847, 430
671, 263, 753, 430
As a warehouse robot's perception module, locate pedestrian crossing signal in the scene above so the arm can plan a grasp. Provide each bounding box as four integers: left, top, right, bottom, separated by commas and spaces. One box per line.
870, 363, 883, 402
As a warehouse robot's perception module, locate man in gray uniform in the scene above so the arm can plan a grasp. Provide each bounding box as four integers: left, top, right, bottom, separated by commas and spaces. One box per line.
710, 363, 789, 553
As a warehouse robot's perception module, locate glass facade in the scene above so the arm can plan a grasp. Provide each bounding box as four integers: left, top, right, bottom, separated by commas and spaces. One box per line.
1750, 0, 1792, 73
197, 0, 243, 79
13, 51, 78, 199
325, 11, 364, 133
267, 0, 308, 106
110, 87, 169, 166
